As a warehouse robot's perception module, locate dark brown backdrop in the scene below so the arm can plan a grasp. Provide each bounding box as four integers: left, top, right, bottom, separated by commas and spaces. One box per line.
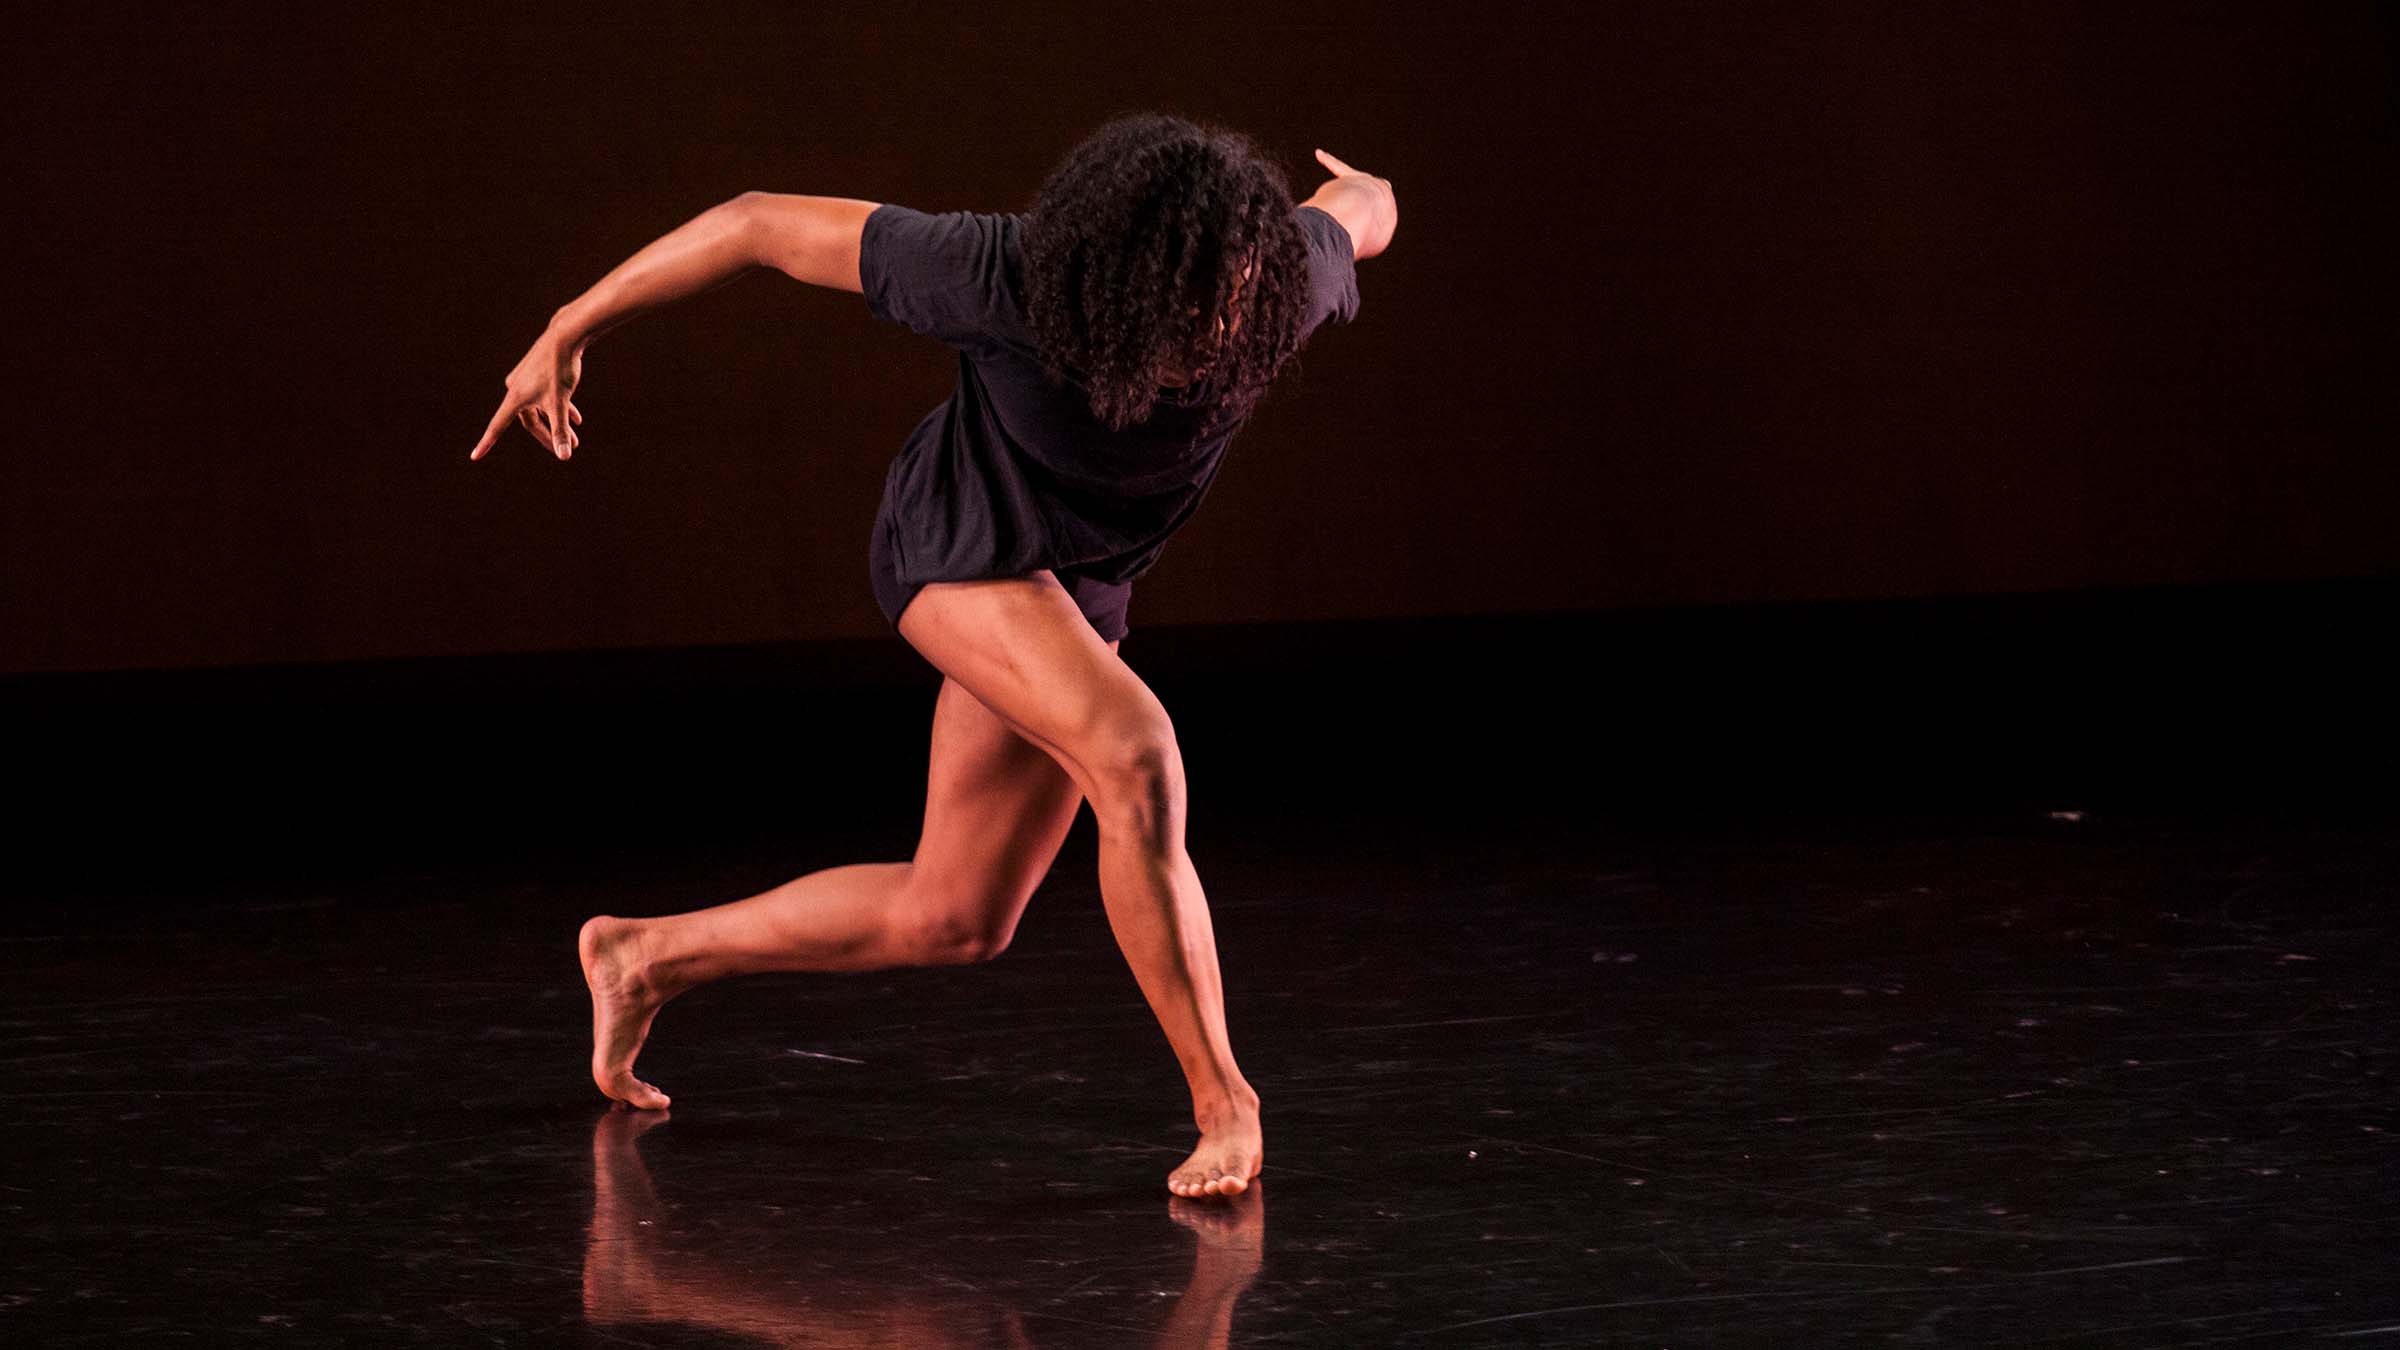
4, 2, 2391, 675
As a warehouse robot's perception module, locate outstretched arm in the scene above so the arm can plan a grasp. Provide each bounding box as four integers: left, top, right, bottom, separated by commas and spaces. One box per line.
1300, 148, 1396, 261
469, 193, 879, 462
545, 192, 880, 349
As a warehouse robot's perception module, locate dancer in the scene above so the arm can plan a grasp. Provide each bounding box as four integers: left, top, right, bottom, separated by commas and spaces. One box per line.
470, 113, 1395, 1198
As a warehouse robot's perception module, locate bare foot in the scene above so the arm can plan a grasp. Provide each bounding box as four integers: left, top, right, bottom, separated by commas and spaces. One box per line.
579, 915, 672, 1110
1167, 1101, 1263, 1199
1168, 1177, 1265, 1245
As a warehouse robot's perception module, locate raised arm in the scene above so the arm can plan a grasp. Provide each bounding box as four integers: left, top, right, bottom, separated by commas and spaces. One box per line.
470, 192, 879, 461
1299, 148, 1397, 261
546, 192, 878, 351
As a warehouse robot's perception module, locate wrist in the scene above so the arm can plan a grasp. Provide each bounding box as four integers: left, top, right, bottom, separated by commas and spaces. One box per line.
546, 300, 594, 353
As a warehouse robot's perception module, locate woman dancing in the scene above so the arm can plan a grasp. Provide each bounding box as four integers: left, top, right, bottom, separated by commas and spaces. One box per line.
469, 113, 1395, 1199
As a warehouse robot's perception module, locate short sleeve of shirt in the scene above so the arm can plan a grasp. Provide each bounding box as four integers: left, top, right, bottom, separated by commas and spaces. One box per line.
1297, 205, 1362, 332
859, 203, 1012, 347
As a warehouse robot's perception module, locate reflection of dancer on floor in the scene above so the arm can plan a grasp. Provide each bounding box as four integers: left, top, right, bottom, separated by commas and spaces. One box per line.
470, 114, 1396, 1199
585, 1108, 1266, 1345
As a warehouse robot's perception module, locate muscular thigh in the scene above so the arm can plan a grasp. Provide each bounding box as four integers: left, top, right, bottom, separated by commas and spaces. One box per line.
897, 570, 1172, 804
909, 635, 1121, 932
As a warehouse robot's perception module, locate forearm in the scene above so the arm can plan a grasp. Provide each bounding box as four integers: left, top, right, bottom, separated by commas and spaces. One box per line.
546, 195, 761, 349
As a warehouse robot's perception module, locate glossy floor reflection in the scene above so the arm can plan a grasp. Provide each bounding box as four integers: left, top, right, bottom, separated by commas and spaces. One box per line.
7, 809, 2396, 1345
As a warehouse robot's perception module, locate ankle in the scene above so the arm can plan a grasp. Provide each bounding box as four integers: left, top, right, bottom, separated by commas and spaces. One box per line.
604, 918, 675, 996
1196, 1082, 1261, 1129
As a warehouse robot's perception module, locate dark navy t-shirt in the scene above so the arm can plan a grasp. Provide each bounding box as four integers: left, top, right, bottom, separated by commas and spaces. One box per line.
860, 202, 1360, 634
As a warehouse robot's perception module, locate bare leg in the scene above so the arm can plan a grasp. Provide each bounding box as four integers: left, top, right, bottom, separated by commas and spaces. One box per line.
897, 573, 1262, 1199
579, 647, 1111, 1110
578, 865, 914, 1110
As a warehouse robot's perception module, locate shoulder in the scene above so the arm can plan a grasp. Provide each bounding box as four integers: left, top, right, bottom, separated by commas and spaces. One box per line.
859, 205, 1029, 347
861, 203, 1013, 277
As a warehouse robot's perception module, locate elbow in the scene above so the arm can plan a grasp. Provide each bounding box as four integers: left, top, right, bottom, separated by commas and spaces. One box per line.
721, 191, 766, 263
725, 190, 766, 224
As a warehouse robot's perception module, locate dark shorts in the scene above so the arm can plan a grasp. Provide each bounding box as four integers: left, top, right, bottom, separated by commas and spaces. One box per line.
869, 515, 1132, 644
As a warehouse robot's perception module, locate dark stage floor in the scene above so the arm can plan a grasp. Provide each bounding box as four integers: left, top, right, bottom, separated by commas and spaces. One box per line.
7, 580, 2397, 1343
7, 807, 2396, 1345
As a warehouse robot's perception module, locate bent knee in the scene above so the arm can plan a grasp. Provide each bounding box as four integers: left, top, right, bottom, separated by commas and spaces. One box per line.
1086, 717, 1184, 847
897, 904, 1018, 965
892, 872, 1026, 965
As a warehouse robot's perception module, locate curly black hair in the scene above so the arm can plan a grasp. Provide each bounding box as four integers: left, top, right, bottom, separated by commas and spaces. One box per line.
1020, 112, 1313, 442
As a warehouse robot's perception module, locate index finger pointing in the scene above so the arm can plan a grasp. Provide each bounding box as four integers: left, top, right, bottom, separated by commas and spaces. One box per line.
469, 398, 514, 461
